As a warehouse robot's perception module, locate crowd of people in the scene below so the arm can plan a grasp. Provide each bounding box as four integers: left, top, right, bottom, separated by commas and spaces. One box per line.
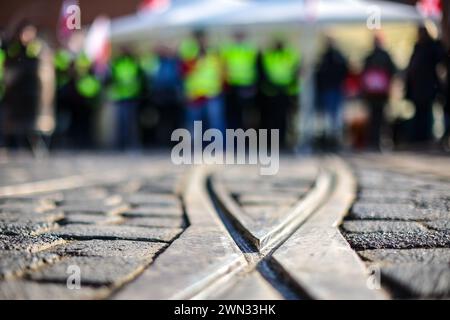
0, 20, 448, 153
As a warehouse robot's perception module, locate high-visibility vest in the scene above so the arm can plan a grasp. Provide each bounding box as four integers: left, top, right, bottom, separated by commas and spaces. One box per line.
184, 52, 222, 100
109, 56, 142, 101
0, 48, 4, 98
54, 49, 72, 87
179, 38, 200, 62
262, 47, 300, 95
76, 74, 101, 99
140, 53, 159, 77
222, 42, 257, 86
75, 52, 92, 75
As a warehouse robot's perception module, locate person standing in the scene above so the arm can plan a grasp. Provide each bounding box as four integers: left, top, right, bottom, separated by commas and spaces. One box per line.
221, 30, 258, 130
53, 48, 74, 148
70, 52, 101, 149
405, 26, 446, 145
180, 29, 225, 138
361, 35, 396, 150
443, 50, 450, 150
259, 38, 300, 148
108, 48, 145, 150
1, 21, 55, 151
315, 37, 348, 149
148, 45, 183, 146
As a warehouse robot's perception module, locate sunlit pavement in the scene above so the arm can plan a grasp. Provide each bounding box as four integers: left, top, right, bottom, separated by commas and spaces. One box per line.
0, 151, 449, 299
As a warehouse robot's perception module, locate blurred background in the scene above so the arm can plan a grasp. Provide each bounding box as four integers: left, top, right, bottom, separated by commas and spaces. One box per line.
0, 0, 448, 154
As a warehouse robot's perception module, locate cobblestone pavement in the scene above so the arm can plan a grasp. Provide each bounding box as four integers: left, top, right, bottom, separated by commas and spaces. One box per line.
341, 154, 450, 299
0, 152, 449, 299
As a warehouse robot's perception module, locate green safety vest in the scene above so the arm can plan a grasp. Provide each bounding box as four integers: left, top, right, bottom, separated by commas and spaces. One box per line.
75, 52, 92, 75
262, 48, 300, 95
140, 53, 159, 76
185, 52, 222, 100
55, 49, 72, 87
222, 42, 257, 86
179, 38, 200, 62
0, 48, 5, 98
109, 56, 142, 101
55, 49, 72, 71
76, 74, 101, 99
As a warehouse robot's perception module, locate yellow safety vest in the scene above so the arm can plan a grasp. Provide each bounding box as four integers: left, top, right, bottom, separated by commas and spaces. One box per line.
262, 48, 300, 95
109, 56, 142, 101
185, 52, 222, 100
0, 48, 4, 98
222, 43, 257, 86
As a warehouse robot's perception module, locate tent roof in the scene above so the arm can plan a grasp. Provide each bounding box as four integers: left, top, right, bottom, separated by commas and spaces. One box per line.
110, 0, 424, 42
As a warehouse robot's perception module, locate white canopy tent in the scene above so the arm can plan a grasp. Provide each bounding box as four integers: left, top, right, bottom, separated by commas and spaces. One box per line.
109, 0, 426, 148
111, 0, 423, 42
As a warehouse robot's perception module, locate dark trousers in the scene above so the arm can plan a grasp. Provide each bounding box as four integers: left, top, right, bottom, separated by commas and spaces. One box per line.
261, 94, 291, 148
116, 100, 141, 150
411, 101, 434, 143
366, 98, 387, 149
225, 85, 256, 130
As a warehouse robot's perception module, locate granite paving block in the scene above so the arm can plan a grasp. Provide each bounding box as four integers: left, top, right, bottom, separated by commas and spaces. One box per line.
423, 220, 450, 231
0, 251, 59, 279
123, 216, 186, 228
349, 203, 440, 220
58, 203, 130, 216
61, 213, 123, 225
124, 193, 181, 207
0, 210, 64, 224
0, 234, 65, 252
359, 248, 450, 264
381, 263, 450, 298
121, 205, 184, 218
50, 224, 182, 242
344, 230, 450, 250
51, 239, 166, 259
0, 280, 109, 299
341, 220, 427, 233
0, 221, 58, 236
28, 256, 151, 286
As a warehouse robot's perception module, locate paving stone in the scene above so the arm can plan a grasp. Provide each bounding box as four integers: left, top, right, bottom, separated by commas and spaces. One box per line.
359, 248, 450, 264
0, 234, 65, 252
104, 180, 142, 194
0, 197, 55, 207
341, 220, 427, 233
123, 216, 186, 228
61, 187, 110, 201
344, 230, 450, 250
61, 195, 123, 207
138, 183, 176, 194
121, 205, 184, 218
51, 239, 166, 260
349, 203, 440, 220
0, 202, 56, 214
61, 213, 124, 225
28, 256, 151, 286
423, 220, 450, 231
49, 224, 182, 242
0, 280, 109, 299
58, 203, 129, 216
0, 210, 64, 224
0, 251, 59, 279
0, 221, 58, 236
4, 193, 65, 203
381, 263, 450, 298
124, 193, 181, 207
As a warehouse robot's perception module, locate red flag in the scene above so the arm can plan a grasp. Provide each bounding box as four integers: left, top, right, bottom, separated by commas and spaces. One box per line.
417, 0, 442, 17
138, 0, 171, 12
